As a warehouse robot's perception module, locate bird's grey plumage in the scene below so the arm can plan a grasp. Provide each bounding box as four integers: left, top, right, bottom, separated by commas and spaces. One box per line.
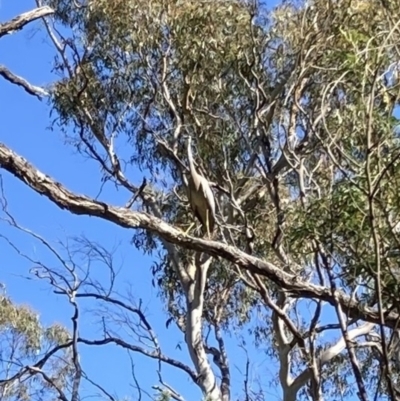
185, 136, 216, 237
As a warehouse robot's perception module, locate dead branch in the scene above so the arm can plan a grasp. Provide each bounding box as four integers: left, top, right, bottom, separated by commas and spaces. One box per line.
78, 336, 197, 382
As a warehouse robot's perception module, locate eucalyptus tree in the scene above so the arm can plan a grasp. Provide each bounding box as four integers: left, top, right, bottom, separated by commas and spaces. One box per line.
2, 0, 400, 400
0, 289, 72, 401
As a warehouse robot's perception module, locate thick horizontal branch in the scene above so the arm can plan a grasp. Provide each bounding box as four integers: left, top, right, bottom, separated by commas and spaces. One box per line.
0, 142, 398, 328
0, 65, 49, 99
0, 6, 54, 38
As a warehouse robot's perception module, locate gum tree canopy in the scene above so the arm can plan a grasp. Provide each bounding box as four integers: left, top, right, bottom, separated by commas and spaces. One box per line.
1, 0, 400, 400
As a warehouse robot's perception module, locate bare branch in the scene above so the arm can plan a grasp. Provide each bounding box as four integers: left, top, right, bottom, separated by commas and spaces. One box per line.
77, 336, 197, 382
0, 65, 49, 99
0, 342, 71, 387
76, 292, 160, 349
27, 366, 69, 401
0, 6, 54, 38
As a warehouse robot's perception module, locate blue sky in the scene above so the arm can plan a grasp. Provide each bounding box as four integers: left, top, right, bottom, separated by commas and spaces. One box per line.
0, 2, 282, 400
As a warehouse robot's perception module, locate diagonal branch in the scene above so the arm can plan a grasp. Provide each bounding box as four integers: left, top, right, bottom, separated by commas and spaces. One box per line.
78, 337, 198, 382
0, 141, 400, 328
0, 65, 49, 99
0, 6, 54, 38
0, 342, 70, 386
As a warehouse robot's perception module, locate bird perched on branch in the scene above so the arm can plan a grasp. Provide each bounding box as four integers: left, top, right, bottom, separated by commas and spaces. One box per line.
183, 135, 216, 238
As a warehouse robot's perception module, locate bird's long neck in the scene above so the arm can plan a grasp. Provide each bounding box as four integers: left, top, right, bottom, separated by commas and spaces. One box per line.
187, 139, 197, 177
